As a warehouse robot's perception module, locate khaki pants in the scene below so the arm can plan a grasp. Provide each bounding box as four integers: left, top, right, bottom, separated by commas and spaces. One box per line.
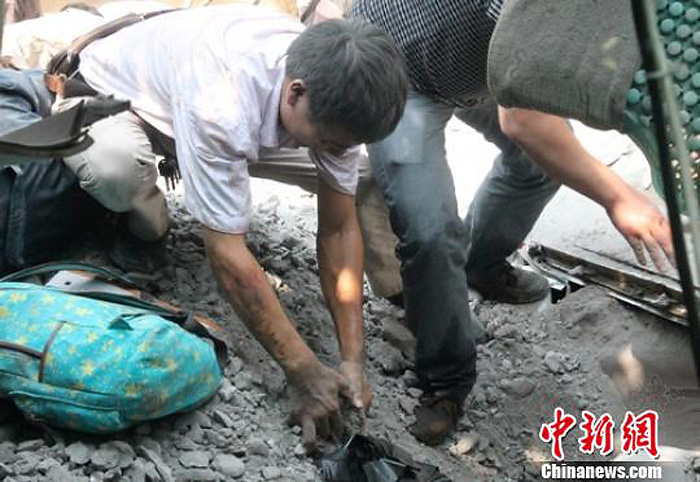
63, 110, 402, 297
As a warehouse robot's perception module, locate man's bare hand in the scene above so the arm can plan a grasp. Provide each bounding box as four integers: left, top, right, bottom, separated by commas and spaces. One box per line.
338, 361, 373, 410
287, 360, 352, 453
607, 191, 675, 271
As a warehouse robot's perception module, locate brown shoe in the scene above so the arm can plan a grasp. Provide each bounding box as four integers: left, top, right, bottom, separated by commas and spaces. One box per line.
410, 394, 463, 446
467, 260, 549, 304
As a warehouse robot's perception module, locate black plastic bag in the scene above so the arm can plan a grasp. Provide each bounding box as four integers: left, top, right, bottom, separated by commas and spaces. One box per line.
316, 434, 452, 482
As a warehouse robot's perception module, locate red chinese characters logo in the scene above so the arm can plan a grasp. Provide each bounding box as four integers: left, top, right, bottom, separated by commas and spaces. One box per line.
539, 408, 660, 460
539, 407, 577, 461
578, 411, 615, 456
621, 410, 659, 458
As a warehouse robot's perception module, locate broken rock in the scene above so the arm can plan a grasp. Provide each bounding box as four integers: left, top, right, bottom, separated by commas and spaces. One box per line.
17, 439, 43, 452
173, 437, 198, 451
399, 397, 416, 414
36, 457, 60, 474
246, 437, 270, 457
174, 411, 211, 432
543, 351, 565, 374
90, 441, 135, 471
175, 468, 220, 481
124, 459, 148, 482
370, 341, 407, 376
233, 372, 254, 391
449, 434, 478, 456
204, 430, 229, 449
108, 441, 136, 469
0, 442, 16, 464
381, 318, 415, 357
261, 466, 282, 480
407, 387, 423, 399
13, 452, 41, 475
212, 453, 245, 478
212, 410, 234, 428
45, 464, 72, 482
137, 445, 174, 482
178, 450, 211, 468
218, 378, 237, 403
502, 377, 535, 397
90, 445, 120, 472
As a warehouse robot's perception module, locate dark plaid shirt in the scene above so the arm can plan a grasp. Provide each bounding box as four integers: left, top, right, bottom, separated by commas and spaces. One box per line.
352, 0, 505, 106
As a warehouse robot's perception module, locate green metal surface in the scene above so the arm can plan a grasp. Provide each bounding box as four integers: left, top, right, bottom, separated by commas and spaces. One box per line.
624, 0, 700, 213
632, 0, 700, 384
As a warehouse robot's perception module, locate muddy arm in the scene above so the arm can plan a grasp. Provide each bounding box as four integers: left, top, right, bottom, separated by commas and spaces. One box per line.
203, 227, 319, 374
202, 226, 354, 449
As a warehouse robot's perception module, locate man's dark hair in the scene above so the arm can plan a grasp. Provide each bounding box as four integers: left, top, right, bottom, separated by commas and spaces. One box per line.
286, 19, 409, 144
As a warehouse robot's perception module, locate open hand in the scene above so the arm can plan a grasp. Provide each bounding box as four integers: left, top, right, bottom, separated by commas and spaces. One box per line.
607, 191, 675, 271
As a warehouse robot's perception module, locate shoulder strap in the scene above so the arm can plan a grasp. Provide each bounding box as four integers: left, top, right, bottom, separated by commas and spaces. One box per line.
0, 261, 137, 286
0, 261, 230, 369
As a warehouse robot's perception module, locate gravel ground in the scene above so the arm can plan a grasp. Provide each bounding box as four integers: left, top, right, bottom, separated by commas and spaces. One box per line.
0, 181, 697, 481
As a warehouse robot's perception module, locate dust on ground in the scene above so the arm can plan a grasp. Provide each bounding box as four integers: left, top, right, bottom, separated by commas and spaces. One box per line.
0, 180, 698, 482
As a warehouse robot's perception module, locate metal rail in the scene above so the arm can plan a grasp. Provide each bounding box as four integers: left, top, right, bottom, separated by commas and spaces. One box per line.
631, 0, 700, 383
524, 243, 693, 326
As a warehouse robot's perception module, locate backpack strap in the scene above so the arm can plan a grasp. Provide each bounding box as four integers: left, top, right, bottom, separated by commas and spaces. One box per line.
0, 261, 230, 369
1, 261, 185, 318
0, 260, 138, 286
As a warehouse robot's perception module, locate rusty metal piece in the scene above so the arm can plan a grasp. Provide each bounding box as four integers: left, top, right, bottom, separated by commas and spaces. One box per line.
524, 243, 696, 327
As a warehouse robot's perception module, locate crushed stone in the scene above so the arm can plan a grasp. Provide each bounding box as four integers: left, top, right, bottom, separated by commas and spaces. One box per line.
0, 182, 695, 481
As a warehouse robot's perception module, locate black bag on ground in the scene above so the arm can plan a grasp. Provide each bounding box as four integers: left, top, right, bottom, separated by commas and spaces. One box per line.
317, 434, 452, 482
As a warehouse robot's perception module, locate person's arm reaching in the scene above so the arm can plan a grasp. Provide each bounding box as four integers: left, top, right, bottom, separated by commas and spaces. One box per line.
202, 228, 351, 451
498, 107, 675, 271
316, 179, 373, 411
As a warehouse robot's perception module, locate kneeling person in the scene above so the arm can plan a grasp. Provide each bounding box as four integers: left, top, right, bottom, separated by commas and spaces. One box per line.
60, 5, 408, 449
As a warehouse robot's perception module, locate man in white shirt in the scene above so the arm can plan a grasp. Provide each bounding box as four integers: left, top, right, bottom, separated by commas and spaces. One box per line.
61, 5, 408, 450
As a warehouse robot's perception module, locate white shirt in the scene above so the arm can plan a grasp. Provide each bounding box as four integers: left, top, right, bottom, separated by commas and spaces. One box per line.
79, 5, 360, 233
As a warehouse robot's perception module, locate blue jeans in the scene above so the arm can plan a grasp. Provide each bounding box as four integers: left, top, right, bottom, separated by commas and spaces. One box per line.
368, 91, 560, 398
0, 69, 101, 274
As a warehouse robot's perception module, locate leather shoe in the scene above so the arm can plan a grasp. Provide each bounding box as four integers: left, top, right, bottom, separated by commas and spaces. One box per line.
467, 261, 549, 304
410, 394, 464, 446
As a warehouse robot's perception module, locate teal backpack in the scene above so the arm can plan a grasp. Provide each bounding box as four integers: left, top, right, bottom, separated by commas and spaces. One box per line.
0, 262, 228, 433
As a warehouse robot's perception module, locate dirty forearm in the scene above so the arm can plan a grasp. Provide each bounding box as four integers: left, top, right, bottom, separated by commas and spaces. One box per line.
317, 187, 365, 365
498, 107, 636, 210
203, 227, 318, 376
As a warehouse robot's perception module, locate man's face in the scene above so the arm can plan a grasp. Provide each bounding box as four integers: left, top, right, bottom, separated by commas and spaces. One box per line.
279, 78, 356, 157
